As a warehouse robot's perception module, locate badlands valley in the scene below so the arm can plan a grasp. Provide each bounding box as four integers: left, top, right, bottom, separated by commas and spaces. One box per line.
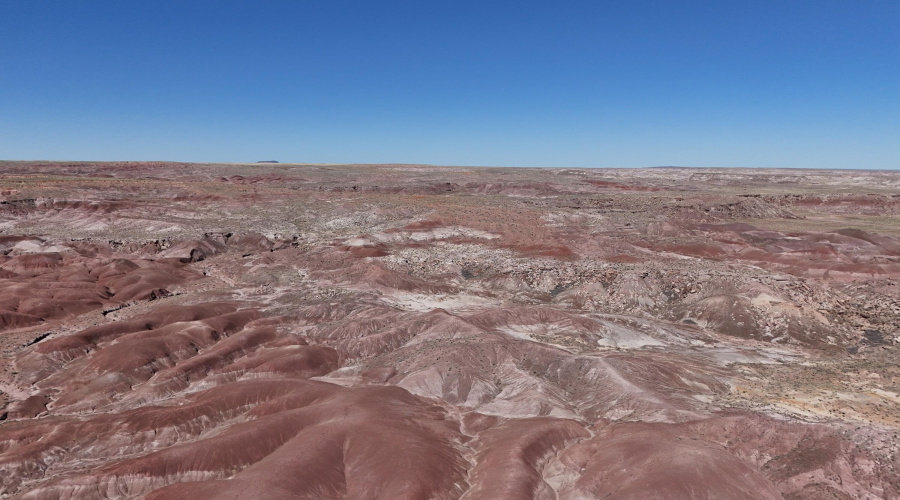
0, 161, 899, 499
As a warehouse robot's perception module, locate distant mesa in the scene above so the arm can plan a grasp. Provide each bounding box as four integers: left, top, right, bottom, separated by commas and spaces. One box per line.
256, 160, 279, 163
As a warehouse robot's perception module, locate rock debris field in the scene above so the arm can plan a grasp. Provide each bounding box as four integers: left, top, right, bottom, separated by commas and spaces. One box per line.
1, 161, 899, 499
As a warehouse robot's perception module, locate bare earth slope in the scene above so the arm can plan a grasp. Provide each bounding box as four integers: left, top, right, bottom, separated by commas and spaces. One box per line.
0, 161, 899, 499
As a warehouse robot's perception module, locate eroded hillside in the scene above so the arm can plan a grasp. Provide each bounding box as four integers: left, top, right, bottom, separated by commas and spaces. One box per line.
1, 162, 899, 499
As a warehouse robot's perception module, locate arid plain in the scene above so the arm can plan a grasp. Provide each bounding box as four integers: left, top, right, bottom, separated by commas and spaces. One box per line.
0, 161, 899, 499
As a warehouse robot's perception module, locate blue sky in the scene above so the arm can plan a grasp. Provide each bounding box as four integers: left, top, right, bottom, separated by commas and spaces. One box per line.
1, 1, 897, 168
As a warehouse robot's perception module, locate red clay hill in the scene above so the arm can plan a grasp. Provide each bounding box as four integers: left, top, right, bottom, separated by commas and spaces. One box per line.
1, 161, 899, 499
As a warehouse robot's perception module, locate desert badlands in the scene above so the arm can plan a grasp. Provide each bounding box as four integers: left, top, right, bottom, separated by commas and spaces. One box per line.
0, 161, 898, 499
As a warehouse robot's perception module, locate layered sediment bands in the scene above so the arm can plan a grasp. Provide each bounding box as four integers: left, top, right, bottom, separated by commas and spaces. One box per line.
461, 417, 589, 500
2, 163, 899, 499
639, 222, 900, 279
0, 243, 197, 335
10, 381, 468, 500
363, 332, 729, 421
547, 420, 785, 500
546, 413, 894, 500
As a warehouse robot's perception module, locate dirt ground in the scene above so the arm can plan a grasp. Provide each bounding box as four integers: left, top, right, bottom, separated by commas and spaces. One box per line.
1, 161, 899, 499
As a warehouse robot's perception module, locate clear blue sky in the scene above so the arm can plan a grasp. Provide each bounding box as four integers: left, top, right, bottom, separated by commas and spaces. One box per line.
1, 1, 898, 168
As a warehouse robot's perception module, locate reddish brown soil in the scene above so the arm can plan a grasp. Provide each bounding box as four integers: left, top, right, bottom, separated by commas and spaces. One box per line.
1, 162, 899, 499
